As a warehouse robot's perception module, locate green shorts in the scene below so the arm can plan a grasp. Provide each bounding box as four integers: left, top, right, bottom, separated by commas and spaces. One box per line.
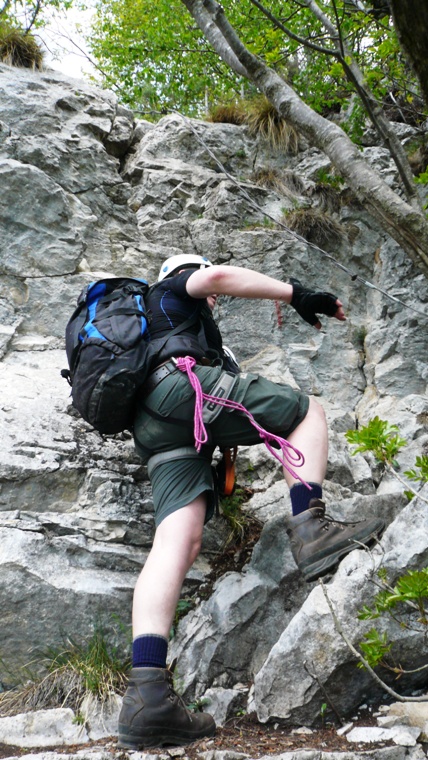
133, 363, 309, 526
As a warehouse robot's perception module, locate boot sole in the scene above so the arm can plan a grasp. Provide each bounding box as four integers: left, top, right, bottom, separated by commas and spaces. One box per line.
301, 522, 385, 583
118, 722, 216, 750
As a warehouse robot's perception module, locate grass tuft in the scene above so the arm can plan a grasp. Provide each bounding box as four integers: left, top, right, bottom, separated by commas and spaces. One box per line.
251, 167, 305, 198
0, 629, 130, 717
283, 208, 345, 247
207, 101, 247, 125
245, 96, 299, 153
310, 182, 342, 213
220, 487, 250, 546
207, 96, 300, 153
0, 25, 44, 69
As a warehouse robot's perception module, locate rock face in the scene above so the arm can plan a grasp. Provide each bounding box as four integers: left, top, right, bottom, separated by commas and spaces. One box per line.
0, 62, 427, 726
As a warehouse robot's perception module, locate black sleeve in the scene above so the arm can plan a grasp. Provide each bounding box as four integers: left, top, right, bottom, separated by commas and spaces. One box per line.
163, 269, 204, 299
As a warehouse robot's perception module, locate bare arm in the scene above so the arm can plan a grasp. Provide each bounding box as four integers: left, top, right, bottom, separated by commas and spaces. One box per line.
186, 265, 346, 330
186, 265, 294, 303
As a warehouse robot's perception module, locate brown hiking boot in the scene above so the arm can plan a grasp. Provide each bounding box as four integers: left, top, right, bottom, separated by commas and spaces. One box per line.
285, 499, 385, 583
118, 666, 216, 750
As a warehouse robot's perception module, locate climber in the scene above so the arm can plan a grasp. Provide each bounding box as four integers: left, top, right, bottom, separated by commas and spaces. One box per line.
118, 254, 385, 751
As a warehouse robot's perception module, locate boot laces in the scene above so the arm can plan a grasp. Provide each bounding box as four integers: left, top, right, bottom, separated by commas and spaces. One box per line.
166, 668, 188, 710
318, 511, 358, 531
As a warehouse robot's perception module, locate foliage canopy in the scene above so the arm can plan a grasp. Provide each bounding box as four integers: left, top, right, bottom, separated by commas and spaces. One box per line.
88, 0, 424, 133
0, 0, 73, 33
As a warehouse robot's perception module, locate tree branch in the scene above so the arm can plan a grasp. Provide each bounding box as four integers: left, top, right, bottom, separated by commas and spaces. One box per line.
180, 0, 428, 275
302, 0, 421, 208
385, 463, 428, 506
248, 0, 337, 56
303, 660, 345, 725
24, 0, 42, 34
319, 579, 428, 702
181, 0, 249, 78
0, 0, 11, 18
248, 0, 422, 209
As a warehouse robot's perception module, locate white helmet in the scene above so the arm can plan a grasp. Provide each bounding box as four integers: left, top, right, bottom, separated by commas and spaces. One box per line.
158, 254, 212, 282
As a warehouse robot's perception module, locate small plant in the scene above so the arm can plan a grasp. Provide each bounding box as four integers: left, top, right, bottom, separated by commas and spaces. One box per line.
187, 696, 210, 713
0, 24, 44, 69
351, 325, 367, 349
251, 167, 304, 199
346, 418, 428, 504
320, 421, 428, 702
357, 568, 428, 674
345, 416, 406, 467
72, 711, 86, 726
170, 597, 195, 638
415, 170, 428, 185
221, 487, 249, 544
245, 95, 299, 153
207, 101, 247, 125
241, 216, 277, 230
283, 208, 344, 247
404, 455, 428, 486
357, 628, 393, 670
320, 701, 328, 726
0, 626, 130, 717
310, 169, 343, 212
315, 168, 344, 190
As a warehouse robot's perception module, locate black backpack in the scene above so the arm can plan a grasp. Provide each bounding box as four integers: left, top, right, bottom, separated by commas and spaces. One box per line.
61, 277, 196, 434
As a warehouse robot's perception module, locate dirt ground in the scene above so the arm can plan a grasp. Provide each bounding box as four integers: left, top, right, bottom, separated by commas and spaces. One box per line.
0, 712, 397, 759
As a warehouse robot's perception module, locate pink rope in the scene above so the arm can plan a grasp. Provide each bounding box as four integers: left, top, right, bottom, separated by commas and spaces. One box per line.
176, 356, 311, 489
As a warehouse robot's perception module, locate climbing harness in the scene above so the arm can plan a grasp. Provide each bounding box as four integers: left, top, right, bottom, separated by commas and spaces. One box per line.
175, 356, 311, 489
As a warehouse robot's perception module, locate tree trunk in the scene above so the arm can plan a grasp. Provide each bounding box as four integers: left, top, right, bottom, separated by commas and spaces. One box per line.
304, 0, 421, 209
389, 0, 428, 109
181, 0, 428, 278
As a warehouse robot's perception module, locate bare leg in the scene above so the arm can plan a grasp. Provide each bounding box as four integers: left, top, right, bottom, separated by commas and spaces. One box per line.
133, 495, 207, 639
284, 396, 328, 488
119, 495, 215, 749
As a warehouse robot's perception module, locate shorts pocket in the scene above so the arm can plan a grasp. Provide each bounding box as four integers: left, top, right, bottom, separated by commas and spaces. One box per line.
146, 374, 196, 418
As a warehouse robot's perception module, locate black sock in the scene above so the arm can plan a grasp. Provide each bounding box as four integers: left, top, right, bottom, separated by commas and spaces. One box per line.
132, 634, 168, 669
290, 482, 322, 516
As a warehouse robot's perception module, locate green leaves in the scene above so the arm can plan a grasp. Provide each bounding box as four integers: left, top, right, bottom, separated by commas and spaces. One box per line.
359, 570, 428, 617
85, 0, 423, 125
88, 0, 246, 113
345, 416, 406, 465
347, 417, 428, 675
358, 628, 392, 669
404, 455, 428, 484
0, 0, 73, 31
357, 569, 428, 671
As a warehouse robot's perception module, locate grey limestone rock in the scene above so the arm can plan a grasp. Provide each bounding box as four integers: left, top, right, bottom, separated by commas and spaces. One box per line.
0, 708, 89, 747
0, 62, 427, 735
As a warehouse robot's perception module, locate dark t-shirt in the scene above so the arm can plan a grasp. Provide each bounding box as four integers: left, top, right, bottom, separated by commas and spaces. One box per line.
146, 269, 226, 364
146, 269, 203, 339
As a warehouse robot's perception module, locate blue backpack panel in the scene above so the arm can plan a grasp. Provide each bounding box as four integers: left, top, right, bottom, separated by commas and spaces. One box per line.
62, 277, 154, 434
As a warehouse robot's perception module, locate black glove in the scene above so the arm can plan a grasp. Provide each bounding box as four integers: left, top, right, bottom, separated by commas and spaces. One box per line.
289, 278, 339, 327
